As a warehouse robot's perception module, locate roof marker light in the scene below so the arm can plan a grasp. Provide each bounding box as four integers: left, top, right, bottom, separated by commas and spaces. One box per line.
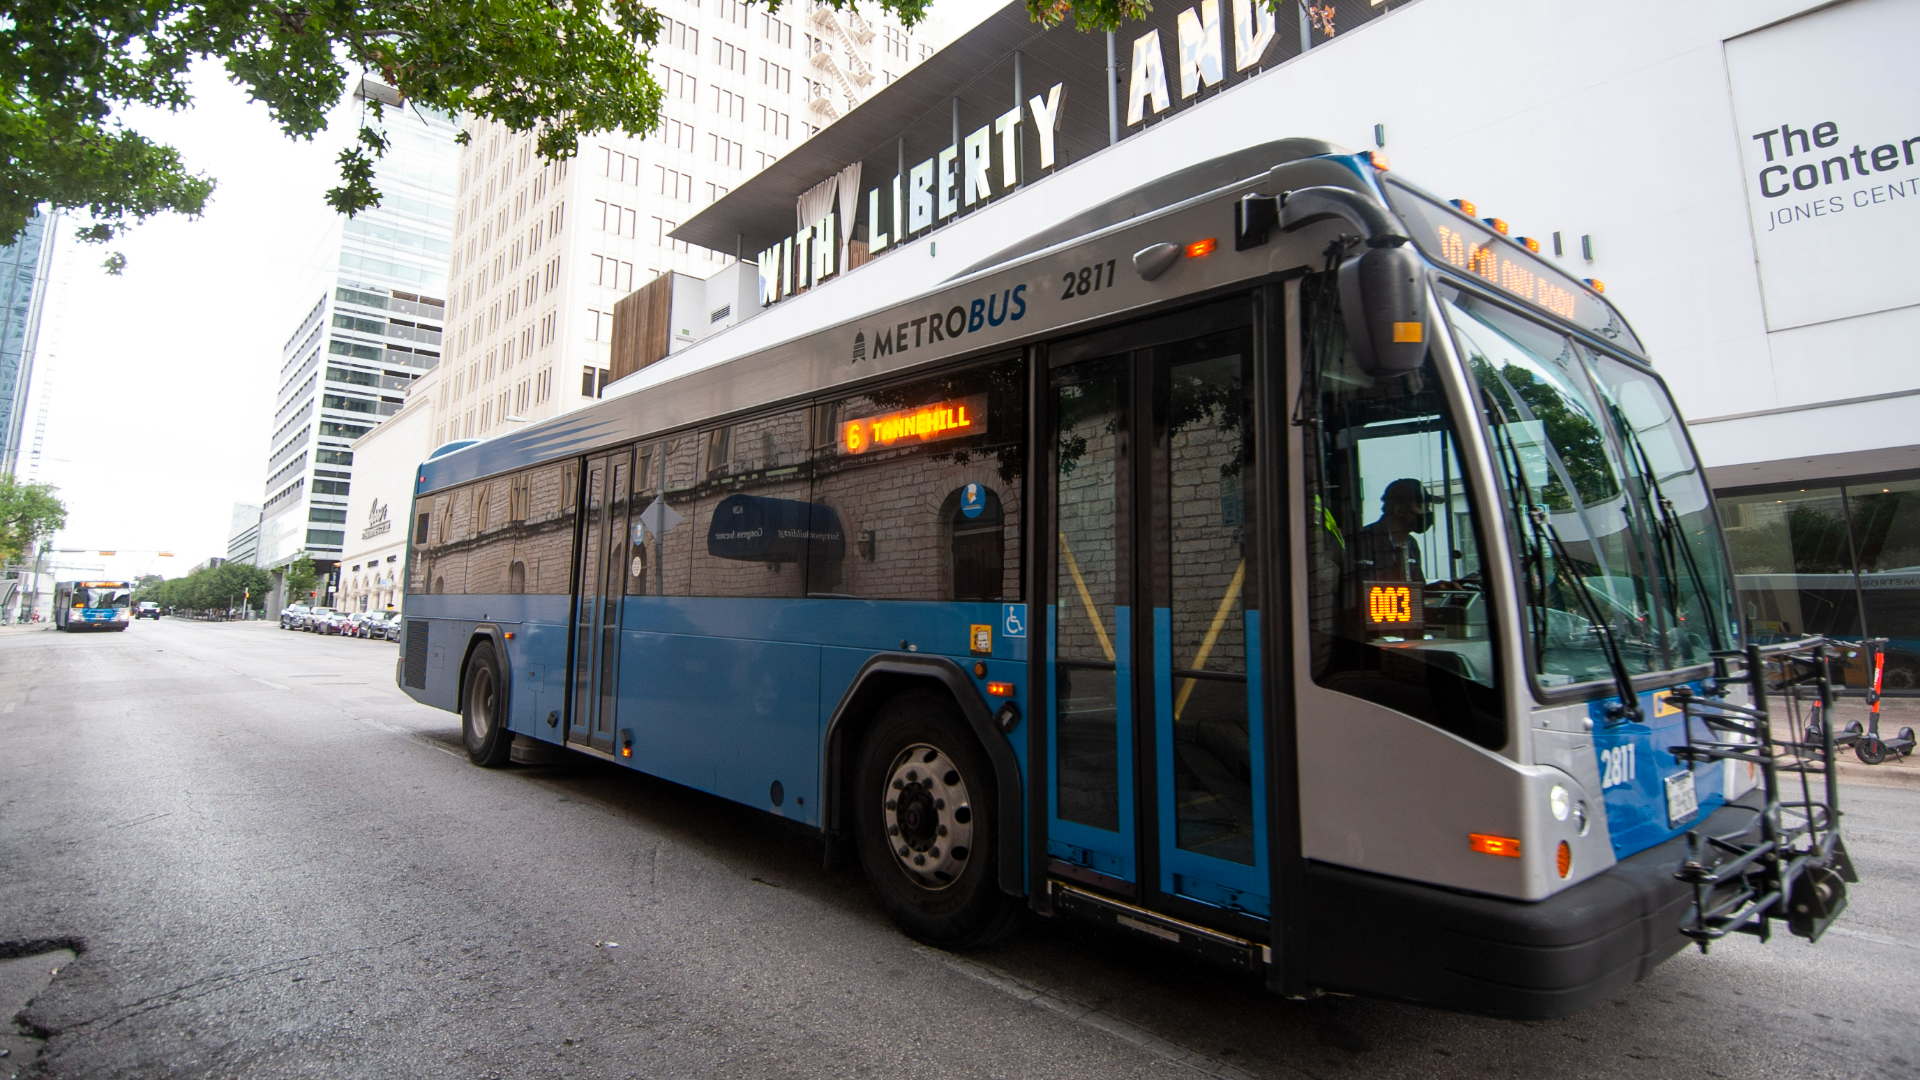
1469, 833, 1522, 857
1450, 199, 1476, 216
1517, 236, 1540, 253
1483, 217, 1509, 235
1584, 278, 1606, 294
1185, 237, 1217, 258
1367, 150, 1391, 171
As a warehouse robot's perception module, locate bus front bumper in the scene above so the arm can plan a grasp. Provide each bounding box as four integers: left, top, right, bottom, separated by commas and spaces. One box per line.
1302, 793, 1760, 1019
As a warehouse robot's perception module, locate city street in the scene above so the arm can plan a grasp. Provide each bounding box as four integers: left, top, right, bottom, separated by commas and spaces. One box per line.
2, 619, 1917, 1080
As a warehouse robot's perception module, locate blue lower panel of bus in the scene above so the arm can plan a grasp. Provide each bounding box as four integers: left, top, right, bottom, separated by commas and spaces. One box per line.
1589, 684, 1732, 861
404, 595, 1030, 836
619, 629, 821, 821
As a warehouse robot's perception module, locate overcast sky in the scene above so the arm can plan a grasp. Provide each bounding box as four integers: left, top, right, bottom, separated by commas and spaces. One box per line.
27, 0, 1004, 585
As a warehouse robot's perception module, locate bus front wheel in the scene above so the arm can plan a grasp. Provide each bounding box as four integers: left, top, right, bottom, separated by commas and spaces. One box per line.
461, 641, 513, 768
854, 689, 1021, 949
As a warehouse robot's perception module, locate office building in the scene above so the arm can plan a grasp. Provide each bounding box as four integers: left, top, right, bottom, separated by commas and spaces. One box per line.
427, 0, 947, 450
0, 209, 57, 476
258, 80, 460, 608
226, 503, 262, 567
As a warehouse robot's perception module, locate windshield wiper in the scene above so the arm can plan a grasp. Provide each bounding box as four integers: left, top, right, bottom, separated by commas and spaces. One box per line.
1478, 381, 1643, 719
1612, 417, 1726, 654
1530, 506, 1644, 723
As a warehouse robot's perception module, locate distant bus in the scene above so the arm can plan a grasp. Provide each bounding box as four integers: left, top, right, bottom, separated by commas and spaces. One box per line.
55, 580, 133, 631
397, 143, 1843, 1018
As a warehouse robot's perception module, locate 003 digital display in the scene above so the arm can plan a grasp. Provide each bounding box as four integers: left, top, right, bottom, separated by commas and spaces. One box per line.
1383, 181, 1643, 354
842, 393, 987, 453
1365, 581, 1423, 635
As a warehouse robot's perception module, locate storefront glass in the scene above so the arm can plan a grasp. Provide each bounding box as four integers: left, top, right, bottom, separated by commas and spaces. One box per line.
1720, 478, 1920, 687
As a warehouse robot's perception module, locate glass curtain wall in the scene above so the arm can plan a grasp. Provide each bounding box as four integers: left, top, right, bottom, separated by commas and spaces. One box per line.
1719, 477, 1920, 687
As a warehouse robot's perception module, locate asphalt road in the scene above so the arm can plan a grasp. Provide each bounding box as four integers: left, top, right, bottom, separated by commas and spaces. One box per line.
2, 618, 1917, 1079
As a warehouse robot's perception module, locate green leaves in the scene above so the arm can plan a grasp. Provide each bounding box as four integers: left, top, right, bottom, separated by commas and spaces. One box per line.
0, 476, 67, 566
3, 0, 1179, 262
2, 0, 666, 260
141, 559, 274, 611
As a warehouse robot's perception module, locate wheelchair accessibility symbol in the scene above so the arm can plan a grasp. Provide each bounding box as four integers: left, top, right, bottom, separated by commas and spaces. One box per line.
1002, 604, 1026, 638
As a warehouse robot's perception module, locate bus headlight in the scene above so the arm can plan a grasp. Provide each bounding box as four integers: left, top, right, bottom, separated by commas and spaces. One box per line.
1549, 784, 1571, 822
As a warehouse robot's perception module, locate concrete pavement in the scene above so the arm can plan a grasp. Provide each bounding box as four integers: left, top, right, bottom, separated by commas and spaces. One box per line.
2, 618, 1916, 1079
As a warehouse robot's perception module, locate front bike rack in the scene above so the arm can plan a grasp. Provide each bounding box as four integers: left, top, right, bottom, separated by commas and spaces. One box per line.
1665, 640, 1857, 948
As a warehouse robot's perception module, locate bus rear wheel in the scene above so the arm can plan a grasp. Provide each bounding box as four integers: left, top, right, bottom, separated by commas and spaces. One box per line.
461, 641, 513, 768
854, 689, 1021, 950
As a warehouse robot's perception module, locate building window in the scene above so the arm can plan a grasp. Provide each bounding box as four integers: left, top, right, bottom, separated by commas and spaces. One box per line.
1722, 478, 1920, 686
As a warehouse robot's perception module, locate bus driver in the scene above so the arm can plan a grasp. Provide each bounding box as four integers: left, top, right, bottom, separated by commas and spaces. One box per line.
1352, 478, 1442, 584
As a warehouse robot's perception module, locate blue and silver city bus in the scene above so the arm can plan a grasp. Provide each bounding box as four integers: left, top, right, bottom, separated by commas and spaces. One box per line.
400, 142, 1849, 1017
54, 580, 134, 631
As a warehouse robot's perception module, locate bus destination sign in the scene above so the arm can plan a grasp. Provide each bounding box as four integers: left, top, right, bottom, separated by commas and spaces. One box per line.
842, 394, 987, 454
1383, 182, 1643, 354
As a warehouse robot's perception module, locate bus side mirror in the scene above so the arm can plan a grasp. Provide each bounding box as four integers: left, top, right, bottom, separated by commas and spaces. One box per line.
1278, 185, 1432, 378
1338, 243, 1430, 378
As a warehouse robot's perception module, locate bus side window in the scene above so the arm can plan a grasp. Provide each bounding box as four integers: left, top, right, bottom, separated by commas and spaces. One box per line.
690, 409, 814, 598
435, 485, 476, 596
409, 493, 454, 595
944, 484, 1006, 601
466, 477, 516, 594
808, 356, 1026, 601
513, 462, 578, 594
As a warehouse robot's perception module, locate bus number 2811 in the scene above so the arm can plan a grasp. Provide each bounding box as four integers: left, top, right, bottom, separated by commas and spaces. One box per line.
1600, 745, 1637, 789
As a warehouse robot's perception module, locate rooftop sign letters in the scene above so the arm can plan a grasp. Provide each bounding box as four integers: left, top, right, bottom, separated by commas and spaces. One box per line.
751, 0, 1418, 306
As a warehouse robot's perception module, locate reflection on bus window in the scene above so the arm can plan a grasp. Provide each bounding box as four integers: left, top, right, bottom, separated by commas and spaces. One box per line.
810, 356, 1026, 601
407, 462, 576, 596
1301, 274, 1504, 750
1453, 287, 1734, 685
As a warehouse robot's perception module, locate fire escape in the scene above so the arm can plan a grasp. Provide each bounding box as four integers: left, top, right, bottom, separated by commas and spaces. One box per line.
806, 2, 875, 122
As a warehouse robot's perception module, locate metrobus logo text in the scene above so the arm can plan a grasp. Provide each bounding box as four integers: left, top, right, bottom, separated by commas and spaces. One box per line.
852, 285, 1027, 363
842, 394, 988, 453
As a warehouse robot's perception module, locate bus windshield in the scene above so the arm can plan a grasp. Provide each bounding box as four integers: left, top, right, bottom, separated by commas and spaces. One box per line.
1447, 286, 1737, 687
83, 587, 131, 609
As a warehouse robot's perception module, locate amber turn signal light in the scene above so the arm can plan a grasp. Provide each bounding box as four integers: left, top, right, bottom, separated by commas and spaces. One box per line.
1469, 833, 1522, 857
1557, 840, 1572, 878
1185, 237, 1217, 258
986, 681, 1015, 697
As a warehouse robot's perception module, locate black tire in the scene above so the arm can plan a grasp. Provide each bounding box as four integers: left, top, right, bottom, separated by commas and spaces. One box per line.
461, 641, 513, 768
1855, 735, 1888, 765
853, 689, 1021, 950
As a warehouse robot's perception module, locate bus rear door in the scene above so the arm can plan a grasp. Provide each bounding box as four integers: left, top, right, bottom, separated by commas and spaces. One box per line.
568, 449, 634, 755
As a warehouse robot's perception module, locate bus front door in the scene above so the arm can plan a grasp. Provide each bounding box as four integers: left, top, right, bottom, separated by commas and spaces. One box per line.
1046, 300, 1269, 923
568, 450, 634, 755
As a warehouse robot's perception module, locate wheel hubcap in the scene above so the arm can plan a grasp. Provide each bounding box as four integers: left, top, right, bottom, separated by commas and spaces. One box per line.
882, 742, 973, 890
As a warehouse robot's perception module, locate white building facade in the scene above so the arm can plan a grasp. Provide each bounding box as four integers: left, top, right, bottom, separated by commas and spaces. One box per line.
429, 0, 946, 451
338, 395, 434, 612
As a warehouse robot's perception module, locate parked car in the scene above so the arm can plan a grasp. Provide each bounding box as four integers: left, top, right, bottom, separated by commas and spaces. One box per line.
344, 612, 381, 638
280, 603, 312, 630
302, 606, 339, 633
134, 602, 161, 620
362, 611, 401, 641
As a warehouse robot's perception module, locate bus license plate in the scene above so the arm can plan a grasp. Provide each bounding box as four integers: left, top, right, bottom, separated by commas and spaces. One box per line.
1665, 771, 1699, 827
